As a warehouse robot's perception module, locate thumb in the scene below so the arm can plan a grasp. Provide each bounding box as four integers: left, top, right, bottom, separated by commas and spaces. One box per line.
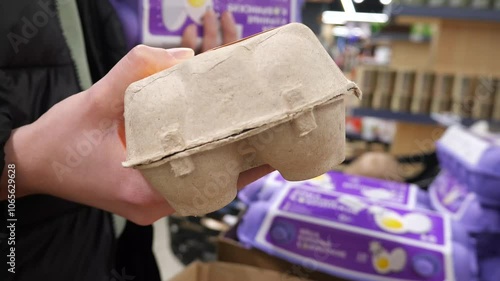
89, 45, 194, 117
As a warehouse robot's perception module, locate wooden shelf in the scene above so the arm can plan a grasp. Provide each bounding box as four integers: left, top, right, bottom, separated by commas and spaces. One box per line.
372, 32, 431, 43
390, 5, 500, 23
385, 5, 500, 76
350, 108, 500, 127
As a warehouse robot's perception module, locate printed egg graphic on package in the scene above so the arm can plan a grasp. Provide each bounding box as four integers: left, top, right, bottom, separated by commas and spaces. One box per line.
122, 23, 361, 216
162, 0, 213, 31
370, 206, 433, 235
371, 242, 407, 274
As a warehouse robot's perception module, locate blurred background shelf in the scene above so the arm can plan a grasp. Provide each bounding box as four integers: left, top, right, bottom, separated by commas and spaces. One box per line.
350, 108, 500, 127
371, 32, 431, 43
391, 5, 500, 23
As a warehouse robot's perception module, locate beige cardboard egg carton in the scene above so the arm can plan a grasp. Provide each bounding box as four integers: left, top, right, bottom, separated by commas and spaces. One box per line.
122, 23, 361, 216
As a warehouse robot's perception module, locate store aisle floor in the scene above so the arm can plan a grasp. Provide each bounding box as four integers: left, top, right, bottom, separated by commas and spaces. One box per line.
153, 217, 185, 280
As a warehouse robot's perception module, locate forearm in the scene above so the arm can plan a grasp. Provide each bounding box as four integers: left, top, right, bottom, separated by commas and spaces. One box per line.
0, 92, 93, 200
0, 123, 44, 199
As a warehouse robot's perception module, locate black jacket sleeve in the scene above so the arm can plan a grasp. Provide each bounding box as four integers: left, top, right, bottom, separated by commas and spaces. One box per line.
77, 0, 128, 83
0, 70, 13, 178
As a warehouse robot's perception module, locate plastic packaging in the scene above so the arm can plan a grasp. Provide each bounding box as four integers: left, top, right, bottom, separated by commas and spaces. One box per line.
142, 0, 300, 48
241, 171, 432, 211
479, 257, 500, 281
436, 126, 500, 207
238, 184, 478, 281
429, 171, 500, 233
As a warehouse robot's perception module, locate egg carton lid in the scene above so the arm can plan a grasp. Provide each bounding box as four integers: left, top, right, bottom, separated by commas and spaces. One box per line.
123, 23, 361, 169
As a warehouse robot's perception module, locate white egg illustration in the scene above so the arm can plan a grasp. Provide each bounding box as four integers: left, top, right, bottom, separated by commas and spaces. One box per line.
375, 210, 407, 234
162, 0, 213, 31
389, 248, 407, 272
162, 1, 188, 31
186, 0, 213, 24
371, 243, 407, 274
403, 213, 432, 234
372, 250, 392, 274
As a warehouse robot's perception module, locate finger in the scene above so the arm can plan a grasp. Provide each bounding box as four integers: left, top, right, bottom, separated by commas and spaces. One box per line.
201, 9, 219, 52
181, 24, 199, 50
237, 165, 275, 190
90, 45, 194, 117
221, 11, 238, 44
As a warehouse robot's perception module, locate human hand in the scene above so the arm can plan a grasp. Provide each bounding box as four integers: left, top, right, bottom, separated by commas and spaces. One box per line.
181, 10, 239, 53
1, 45, 273, 225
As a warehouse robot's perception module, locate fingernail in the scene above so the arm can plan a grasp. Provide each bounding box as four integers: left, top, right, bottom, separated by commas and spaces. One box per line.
167, 48, 195, 60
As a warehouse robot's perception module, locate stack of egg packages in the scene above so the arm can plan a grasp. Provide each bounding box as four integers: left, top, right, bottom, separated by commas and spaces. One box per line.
237, 171, 478, 281
430, 126, 500, 281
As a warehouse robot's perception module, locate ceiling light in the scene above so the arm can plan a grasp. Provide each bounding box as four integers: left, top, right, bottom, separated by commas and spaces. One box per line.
322, 11, 389, 25
340, 0, 356, 13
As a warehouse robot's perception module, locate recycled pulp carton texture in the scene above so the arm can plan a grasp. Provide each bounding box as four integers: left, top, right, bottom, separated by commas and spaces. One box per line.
169, 261, 311, 281
123, 23, 361, 216
142, 0, 299, 48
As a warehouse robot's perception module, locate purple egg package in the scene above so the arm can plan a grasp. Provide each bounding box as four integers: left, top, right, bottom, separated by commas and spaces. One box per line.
479, 257, 500, 281
429, 171, 500, 234
436, 126, 500, 207
237, 184, 478, 281
239, 171, 430, 209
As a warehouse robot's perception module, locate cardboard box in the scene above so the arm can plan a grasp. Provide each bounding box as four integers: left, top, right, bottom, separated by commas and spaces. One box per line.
217, 223, 348, 281
169, 261, 310, 281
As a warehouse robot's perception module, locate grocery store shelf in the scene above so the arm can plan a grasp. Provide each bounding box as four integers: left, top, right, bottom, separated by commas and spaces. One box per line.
350, 108, 500, 127
372, 32, 431, 43
390, 5, 500, 23
351, 108, 437, 124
